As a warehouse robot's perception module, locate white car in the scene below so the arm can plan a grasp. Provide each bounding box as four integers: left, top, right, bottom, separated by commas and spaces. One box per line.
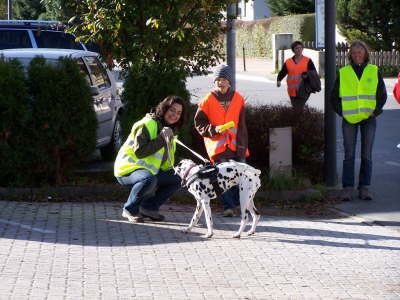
0, 48, 124, 160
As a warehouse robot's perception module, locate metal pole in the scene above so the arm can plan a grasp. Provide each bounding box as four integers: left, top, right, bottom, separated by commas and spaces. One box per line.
226, 1, 236, 89
242, 45, 246, 72
7, 0, 13, 20
324, 0, 337, 186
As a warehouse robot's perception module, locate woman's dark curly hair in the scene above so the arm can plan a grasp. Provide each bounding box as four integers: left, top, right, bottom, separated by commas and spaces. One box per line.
155, 95, 187, 128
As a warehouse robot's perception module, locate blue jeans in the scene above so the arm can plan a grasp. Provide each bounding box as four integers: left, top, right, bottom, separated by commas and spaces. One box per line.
116, 169, 181, 215
342, 117, 376, 188
216, 158, 242, 210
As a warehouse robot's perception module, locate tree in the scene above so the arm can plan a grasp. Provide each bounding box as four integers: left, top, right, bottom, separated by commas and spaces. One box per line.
267, 0, 314, 16
69, 1, 226, 74
14, 0, 46, 20
0, 2, 7, 19
337, 0, 400, 50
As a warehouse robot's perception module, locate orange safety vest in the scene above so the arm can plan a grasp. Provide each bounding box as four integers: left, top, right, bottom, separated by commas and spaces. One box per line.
198, 92, 249, 162
285, 56, 309, 97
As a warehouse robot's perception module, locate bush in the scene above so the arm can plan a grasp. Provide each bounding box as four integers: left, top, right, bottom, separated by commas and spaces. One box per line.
121, 62, 190, 138
0, 57, 97, 187
379, 65, 400, 77
0, 58, 32, 186
179, 103, 324, 183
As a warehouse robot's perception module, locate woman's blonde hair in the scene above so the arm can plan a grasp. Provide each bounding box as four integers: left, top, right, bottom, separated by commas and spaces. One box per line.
348, 41, 370, 64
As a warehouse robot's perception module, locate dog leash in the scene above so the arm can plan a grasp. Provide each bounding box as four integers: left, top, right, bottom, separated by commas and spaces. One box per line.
174, 138, 210, 164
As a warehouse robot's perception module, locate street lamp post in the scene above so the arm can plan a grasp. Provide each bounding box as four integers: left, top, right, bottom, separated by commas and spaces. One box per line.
226, 1, 236, 89
8, 0, 13, 20
324, 0, 337, 186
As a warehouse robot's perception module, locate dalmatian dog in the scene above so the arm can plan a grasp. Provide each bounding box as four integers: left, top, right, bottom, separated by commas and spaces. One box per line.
175, 159, 262, 238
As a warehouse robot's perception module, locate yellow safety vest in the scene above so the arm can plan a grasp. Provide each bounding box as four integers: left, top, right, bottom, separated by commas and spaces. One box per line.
339, 64, 378, 124
114, 116, 176, 177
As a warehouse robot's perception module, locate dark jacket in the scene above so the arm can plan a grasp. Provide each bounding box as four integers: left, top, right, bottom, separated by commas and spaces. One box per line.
330, 63, 387, 117
297, 70, 321, 100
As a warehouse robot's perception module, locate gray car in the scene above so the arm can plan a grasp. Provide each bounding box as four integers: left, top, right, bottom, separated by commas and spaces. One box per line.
0, 48, 124, 160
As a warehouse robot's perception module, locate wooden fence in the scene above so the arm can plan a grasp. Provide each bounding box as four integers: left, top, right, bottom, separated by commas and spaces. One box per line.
303, 41, 400, 68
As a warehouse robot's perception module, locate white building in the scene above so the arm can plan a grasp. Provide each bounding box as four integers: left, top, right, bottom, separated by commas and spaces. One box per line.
237, 0, 271, 20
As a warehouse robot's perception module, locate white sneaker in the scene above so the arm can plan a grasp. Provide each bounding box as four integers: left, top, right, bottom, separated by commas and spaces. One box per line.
122, 209, 144, 223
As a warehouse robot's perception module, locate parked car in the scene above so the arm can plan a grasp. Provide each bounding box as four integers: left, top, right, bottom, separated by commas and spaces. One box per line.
0, 48, 124, 160
0, 20, 94, 51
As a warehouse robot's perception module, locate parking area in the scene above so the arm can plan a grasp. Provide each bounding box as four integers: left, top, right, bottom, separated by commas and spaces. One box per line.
0, 201, 400, 299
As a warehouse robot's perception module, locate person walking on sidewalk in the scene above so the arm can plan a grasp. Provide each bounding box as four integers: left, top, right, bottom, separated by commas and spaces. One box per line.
276, 41, 317, 112
194, 64, 249, 217
114, 96, 186, 222
330, 41, 387, 201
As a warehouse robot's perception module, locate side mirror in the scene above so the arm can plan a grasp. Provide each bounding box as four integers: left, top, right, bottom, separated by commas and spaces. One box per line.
90, 85, 100, 96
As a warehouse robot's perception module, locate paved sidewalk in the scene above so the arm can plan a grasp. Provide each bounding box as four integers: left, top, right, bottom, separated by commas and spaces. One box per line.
1, 201, 400, 300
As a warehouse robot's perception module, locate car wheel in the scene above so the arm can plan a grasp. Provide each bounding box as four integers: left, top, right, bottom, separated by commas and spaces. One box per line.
100, 116, 123, 161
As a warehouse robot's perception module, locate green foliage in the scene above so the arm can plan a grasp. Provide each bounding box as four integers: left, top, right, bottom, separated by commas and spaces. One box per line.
178, 103, 324, 183
337, 0, 400, 51
0, 2, 7, 19
14, 0, 46, 20
379, 65, 400, 77
26, 57, 97, 185
69, 1, 226, 75
267, 0, 314, 16
236, 14, 315, 58
0, 57, 97, 187
0, 58, 32, 186
121, 62, 190, 138
245, 104, 324, 183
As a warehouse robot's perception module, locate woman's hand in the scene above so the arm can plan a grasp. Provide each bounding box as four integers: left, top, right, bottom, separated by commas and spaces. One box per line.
160, 127, 174, 141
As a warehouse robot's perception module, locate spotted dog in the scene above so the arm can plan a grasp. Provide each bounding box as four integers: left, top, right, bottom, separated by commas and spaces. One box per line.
175, 159, 261, 238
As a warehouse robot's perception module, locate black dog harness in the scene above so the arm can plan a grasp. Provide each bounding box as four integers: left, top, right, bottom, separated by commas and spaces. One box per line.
182, 163, 224, 196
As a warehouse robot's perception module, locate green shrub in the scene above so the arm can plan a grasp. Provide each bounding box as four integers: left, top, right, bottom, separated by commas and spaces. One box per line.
121, 62, 190, 138
0, 58, 32, 186
26, 56, 97, 185
0, 57, 97, 187
379, 65, 400, 77
178, 103, 324, 184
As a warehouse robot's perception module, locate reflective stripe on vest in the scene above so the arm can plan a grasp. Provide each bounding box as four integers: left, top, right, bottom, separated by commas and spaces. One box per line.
285, 57, 309, 97
339, 64, 378, 124
198, 92, 249, 161
114, 116, 176, 176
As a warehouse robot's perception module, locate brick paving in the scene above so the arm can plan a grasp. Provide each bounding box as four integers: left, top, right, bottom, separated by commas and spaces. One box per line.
0, 201, 400, 300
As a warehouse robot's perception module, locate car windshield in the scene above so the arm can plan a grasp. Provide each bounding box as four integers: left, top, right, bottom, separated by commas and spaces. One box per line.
33, 30, 84, 50
0, 29, 32, 49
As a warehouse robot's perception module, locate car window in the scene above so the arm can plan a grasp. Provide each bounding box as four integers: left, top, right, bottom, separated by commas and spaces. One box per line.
33, 30, 84, 50
0, 29, 32, 49
75, 58, 92, 86
84, 56, 111, 89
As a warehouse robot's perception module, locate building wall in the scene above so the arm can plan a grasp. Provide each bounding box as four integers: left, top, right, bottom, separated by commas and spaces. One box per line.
237, 0, 271, 21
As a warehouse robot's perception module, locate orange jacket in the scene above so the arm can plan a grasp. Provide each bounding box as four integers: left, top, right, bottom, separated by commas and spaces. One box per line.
198, 92, 249, 162
286, 56, 309, 97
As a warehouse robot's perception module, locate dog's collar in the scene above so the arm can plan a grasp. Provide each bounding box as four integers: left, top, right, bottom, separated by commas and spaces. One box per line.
181, 163, 197, 188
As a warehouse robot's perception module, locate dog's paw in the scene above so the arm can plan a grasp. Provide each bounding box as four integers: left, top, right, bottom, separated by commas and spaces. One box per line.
181, 228, 190, 234
247, 231, 255, 236
205, 232, 213, 238
232, 233, 241, 239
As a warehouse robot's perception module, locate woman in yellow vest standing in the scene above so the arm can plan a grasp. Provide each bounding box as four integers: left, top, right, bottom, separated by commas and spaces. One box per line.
194, 64, 249, 217
330, 41, 387, 201
114, 96, 186, 222
277, 41, 317, 112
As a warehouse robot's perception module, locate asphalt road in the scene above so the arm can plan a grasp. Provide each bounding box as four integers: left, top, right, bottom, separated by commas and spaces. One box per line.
187, 71, 400, 232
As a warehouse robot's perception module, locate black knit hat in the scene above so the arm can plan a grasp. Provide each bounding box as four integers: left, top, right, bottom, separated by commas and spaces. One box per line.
213, 64, 233, 84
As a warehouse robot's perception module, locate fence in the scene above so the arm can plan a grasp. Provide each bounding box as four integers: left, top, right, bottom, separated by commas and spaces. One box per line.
303, 41, 400, 68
